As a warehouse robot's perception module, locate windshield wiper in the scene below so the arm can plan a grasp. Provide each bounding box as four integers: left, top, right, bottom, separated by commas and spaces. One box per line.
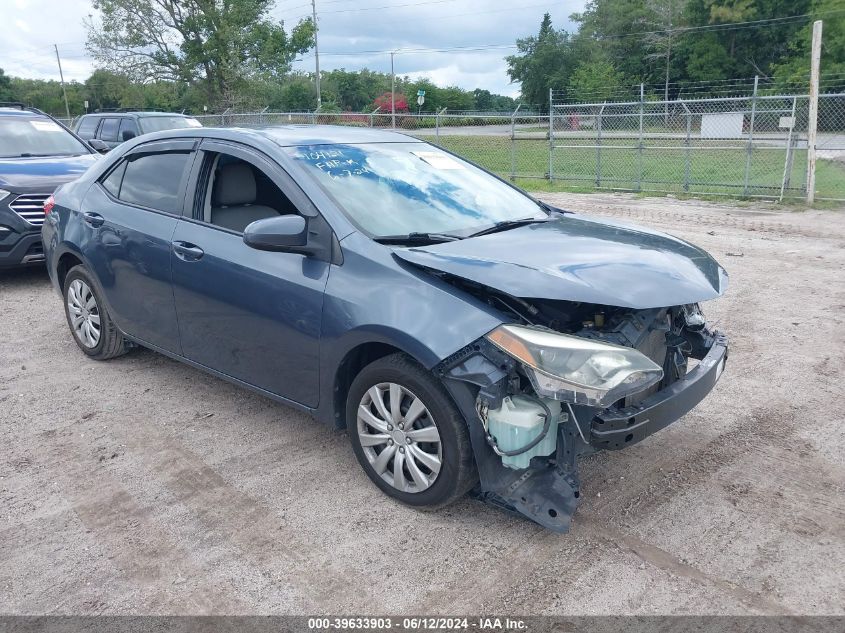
374, 232, 462, 245
465, 217, 550, 239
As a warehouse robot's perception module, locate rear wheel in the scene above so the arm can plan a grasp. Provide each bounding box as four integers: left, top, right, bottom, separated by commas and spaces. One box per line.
347, 353, 477, 508
63, 265, 128, 360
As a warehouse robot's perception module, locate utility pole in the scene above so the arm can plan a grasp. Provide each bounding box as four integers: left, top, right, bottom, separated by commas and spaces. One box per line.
390, 51, 396, 129
664, 30, 672, 125
806, 20, 822, 204
311, 0, 321, 110
54, 44, 71, 120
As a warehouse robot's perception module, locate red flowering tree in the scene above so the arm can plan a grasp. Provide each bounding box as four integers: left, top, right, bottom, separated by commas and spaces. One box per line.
372, 92, 408, 112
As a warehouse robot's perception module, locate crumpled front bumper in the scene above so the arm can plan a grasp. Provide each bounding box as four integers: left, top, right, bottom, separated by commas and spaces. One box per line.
442, 329, 729, 533
591, 333, 728, 450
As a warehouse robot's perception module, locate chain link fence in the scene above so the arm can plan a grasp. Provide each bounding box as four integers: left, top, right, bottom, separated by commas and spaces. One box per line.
187, 92, 844, 202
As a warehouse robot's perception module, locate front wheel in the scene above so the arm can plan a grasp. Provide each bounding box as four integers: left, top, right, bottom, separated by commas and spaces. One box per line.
346, 353, 477, 508
63, 265, 128, 360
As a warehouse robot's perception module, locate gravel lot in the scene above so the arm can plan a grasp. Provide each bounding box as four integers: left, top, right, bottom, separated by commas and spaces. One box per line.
1, 193, 843, 616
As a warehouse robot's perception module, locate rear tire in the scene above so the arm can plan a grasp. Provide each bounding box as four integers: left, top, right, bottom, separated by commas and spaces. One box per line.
347, 353, 477, 508
63, 265, 128, 360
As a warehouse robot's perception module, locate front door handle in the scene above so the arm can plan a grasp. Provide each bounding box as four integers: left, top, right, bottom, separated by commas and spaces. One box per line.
82, 211, 105, 228
172, 240, 204, 261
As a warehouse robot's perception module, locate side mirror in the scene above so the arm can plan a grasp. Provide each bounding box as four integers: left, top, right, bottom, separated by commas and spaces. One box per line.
88, 139, 110, 153
121, 130, 136, 142
243, 215, 310, 253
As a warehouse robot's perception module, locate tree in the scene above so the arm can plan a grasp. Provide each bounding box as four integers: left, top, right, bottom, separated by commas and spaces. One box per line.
773, 0, 845, 93
568, 59, 626, 101
571, 0, 656, 85
0, 68, 13, 102
85, 0, 315, 107
506, 13, 574, 109
373, 92, 408, 113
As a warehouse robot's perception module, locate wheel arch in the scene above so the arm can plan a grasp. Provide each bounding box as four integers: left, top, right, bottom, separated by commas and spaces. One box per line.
56, 250, 85, 292
328, 340, 417, 430
320, 324, 451, 429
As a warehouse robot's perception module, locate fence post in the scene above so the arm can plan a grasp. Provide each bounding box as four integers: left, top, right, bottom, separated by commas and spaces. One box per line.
806, 20, 822, 204
743, 76, 759, 196
636, 83, 644, 191
779, 96, 798, 201
548, 89, 554, 181
436, 107, 447, 142
369, 106, 381, 128
510, 103, 522, 181
595, 103, 605, 187
681, 99, 692, 192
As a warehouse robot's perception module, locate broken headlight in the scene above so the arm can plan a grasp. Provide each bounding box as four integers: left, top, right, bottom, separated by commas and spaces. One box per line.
486, 324, 664, 407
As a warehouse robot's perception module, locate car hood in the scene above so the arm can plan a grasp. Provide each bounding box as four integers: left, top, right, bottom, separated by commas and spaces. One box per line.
393, 213, 728, 309
0, 154, 99, 190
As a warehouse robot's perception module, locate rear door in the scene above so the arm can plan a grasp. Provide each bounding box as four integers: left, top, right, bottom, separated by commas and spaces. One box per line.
80, 138, 197, 353
170, 139, 329, 407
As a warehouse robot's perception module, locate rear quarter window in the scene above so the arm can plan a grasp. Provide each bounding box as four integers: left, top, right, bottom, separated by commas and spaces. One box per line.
76, 117, 99, 140
101, 161, 126, 198
99, 118, 120, 142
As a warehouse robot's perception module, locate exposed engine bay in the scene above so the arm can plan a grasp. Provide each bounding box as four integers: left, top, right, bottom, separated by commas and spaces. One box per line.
435, 274, 727, 532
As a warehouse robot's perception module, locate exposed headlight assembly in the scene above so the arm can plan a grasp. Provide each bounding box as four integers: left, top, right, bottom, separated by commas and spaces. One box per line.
0, 189, 10, 202
486, 324, 664, 407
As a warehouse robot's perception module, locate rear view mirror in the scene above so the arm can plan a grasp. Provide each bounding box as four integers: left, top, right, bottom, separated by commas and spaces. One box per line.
121, 130, 136, 142
243, 215, 311, 253
88, 139, 109, 153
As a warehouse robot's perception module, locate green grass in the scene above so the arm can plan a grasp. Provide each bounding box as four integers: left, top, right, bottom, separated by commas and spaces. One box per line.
432, 135, 845, 202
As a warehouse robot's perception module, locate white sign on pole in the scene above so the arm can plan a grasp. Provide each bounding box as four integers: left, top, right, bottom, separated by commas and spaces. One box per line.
417, 95, 425, 106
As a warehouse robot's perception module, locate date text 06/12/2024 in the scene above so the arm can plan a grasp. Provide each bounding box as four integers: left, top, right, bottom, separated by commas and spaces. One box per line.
307, 617, 528, 630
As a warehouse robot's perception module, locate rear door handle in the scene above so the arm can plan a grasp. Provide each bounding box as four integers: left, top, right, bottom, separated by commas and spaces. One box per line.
172, 241, 204, 261
83, 212, 105, 228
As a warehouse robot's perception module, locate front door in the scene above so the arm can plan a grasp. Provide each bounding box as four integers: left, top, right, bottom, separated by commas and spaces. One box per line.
170, 140, 329, 407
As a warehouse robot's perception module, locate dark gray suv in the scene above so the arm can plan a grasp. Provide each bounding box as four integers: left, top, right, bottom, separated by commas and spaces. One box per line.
73, 111, 203, 150
0, 104, 99, 268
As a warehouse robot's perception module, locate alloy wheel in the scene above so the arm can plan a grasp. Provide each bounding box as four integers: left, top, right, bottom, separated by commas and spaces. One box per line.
357, 382, 443, 493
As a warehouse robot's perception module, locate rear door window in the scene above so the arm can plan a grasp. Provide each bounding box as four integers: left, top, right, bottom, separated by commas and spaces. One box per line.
118, 152, 192, 214
76, 117, 99, 140
99, 118, 120, 142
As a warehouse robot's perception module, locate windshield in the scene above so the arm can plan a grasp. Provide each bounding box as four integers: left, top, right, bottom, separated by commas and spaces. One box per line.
286, 142, 545, 237
0, 117, 90, 158
138, 116, 203, 133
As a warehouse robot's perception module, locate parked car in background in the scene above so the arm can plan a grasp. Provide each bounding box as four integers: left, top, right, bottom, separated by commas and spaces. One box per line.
0, 103, 100, 269
73, 111, 203, 150
42, 125, 728, 532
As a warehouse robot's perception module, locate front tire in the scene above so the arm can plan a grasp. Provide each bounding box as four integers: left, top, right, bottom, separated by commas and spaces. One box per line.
346, 353, 477, 508
63, 265, 128, 360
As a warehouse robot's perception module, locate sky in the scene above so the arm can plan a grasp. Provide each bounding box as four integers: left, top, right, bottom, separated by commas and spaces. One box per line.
0, 0, 586, 97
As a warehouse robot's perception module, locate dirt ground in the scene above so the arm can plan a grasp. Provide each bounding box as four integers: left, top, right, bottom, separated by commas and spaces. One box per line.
1, 193, 843, 616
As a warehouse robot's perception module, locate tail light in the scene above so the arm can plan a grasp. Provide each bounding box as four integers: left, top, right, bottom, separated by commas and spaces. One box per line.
44, 194, 55, 215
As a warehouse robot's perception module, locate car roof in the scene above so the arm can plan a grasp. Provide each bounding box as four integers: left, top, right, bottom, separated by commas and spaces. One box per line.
134, 124, 422, 147
0, 107, 49, 118
81, 111, 190, 118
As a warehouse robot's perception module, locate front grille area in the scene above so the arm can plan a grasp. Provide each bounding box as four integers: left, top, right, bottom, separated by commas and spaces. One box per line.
9, 193, 50, 227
